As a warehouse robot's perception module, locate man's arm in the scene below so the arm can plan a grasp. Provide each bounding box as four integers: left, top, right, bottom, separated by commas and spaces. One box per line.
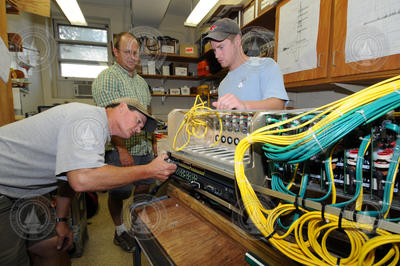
212, 94, 285, 110
67, 153, 176, 192
152, 133, 158, 157
55, 182, 75, 251
243, 97, 285, 110
111, 136, 134, 166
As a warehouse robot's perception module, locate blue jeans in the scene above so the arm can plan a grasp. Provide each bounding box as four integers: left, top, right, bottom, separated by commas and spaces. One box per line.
105, 150, 155, 200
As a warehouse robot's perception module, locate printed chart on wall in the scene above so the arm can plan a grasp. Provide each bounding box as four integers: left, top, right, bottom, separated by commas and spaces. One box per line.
345, 0, 400, 63
277, 0, 320, 75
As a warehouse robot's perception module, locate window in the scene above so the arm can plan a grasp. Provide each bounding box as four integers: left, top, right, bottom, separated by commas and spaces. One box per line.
54, 22, 110, 79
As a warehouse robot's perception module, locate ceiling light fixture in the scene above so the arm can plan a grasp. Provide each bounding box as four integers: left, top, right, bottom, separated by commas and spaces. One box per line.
54, 0, 87, 26
184, 0, 219, 27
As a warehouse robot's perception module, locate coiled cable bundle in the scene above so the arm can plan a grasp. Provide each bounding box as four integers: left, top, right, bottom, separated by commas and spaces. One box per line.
233, 75, 400, 265
172, 95, 222, 151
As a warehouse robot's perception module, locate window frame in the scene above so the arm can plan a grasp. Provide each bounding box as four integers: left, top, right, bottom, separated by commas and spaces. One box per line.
53, 19, 112, 81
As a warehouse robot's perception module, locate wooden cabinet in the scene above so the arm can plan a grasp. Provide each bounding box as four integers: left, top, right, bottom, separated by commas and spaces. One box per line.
275, 0, 333, 84
330, 0, 400, 79
273, 0, 400, 89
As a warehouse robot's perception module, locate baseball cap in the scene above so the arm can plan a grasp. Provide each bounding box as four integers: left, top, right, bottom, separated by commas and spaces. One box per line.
203, 18, 241, 42
111, 97, 158, 132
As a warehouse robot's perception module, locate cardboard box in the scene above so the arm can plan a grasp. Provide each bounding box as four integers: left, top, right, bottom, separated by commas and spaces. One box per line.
152, 87, 165, 95
179, 44, 199, 57
148, 61, 156, 75
175, 67, 187, 76
162, 65, 170, 76
173, 63, 188, 76
242, 0, 255, 26
169, 88, 181, 95
258, 0, 278, 13
159, 38, 178, 54
181, 86, 190, 95
142, 65, 148, 74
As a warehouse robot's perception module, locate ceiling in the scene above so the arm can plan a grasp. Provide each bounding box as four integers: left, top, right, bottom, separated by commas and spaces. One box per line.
77, 0, 195, 27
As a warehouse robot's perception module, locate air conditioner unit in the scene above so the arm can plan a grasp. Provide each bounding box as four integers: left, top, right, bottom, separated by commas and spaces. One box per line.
73, 81, 93, 98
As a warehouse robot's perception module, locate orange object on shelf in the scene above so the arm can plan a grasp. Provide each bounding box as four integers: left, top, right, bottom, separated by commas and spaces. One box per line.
197, 60, 211, 77
197, 85, 210, 95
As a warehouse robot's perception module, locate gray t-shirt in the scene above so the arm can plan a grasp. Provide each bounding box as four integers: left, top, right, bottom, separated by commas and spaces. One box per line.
218, 57, 289, 102
0, 103, 110, 198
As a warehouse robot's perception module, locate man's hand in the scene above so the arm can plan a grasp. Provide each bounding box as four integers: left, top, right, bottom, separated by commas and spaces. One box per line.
118, 148, 134, 166
212, 93, 246, 110
147, 153, 177, 181
56, 222, 73, 251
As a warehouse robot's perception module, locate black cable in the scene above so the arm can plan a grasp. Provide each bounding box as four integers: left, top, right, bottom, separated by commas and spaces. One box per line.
321, 203, 327, 224
302, 197, 306, 210
371, 217, 379, 235
353, 210, 358, 223
265, 229, 276, 241
294, 194, 299, 212
336, 257, 341, 266
338, 207, 345, 230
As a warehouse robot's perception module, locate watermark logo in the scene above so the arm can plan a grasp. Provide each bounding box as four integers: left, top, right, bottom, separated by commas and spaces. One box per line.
242, 26, 274, 58
231, 194, 275, 240
347, 201, 384, 234
72, 117, 107, 151
131, 26, 167, 71
11, 26, 56, 73
346, 26, 388, 72
124, 194, 168, 240
10, 195, 56, 241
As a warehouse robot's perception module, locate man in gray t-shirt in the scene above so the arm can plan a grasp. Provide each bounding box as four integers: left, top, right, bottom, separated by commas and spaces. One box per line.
0, 97, 176, 266
203, 18, 288, 110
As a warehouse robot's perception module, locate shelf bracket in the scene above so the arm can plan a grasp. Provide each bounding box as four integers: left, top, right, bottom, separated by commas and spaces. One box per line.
161, 95, 166, 104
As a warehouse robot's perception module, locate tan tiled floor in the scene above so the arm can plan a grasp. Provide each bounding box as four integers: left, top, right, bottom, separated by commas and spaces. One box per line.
71, 192, 133, 266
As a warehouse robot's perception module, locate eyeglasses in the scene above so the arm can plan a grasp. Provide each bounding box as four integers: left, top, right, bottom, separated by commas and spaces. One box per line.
116, 48, 139, 57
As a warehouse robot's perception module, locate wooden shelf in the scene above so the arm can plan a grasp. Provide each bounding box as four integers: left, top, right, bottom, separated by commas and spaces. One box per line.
142, 53, 200, 63
152, 93, 217, 97
141, 74, 200, 80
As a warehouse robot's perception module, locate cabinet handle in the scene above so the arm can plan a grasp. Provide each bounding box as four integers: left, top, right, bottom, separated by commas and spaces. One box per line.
318, 54, 322, 68
332, 51, 336, 66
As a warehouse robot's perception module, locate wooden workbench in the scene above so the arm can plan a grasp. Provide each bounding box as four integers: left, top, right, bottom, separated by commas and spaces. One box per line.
131, 184, 296, 266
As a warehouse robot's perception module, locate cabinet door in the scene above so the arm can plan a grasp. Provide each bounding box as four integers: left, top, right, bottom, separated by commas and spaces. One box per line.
275, 0, 332, 83
331, 0, 400, 78
0, 0, 15, 126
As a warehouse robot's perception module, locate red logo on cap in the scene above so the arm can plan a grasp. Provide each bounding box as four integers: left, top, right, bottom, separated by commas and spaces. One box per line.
210, 25, 216, 31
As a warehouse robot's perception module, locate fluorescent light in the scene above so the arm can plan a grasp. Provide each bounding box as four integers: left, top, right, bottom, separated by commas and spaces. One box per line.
55, 0, 87, 26
184, 0, 219, 27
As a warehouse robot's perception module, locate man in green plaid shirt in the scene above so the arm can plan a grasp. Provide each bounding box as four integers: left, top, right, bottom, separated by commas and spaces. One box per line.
92, 32, 156, 252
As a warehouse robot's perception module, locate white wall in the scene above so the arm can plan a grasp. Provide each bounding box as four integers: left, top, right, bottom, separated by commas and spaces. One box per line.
288, 90, 349, 109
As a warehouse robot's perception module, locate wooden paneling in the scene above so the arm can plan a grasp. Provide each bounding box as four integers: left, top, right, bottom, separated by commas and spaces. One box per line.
0, 0, 15, 126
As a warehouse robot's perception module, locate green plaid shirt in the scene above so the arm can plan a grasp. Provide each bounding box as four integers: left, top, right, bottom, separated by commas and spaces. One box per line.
92, 63, 152, 155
